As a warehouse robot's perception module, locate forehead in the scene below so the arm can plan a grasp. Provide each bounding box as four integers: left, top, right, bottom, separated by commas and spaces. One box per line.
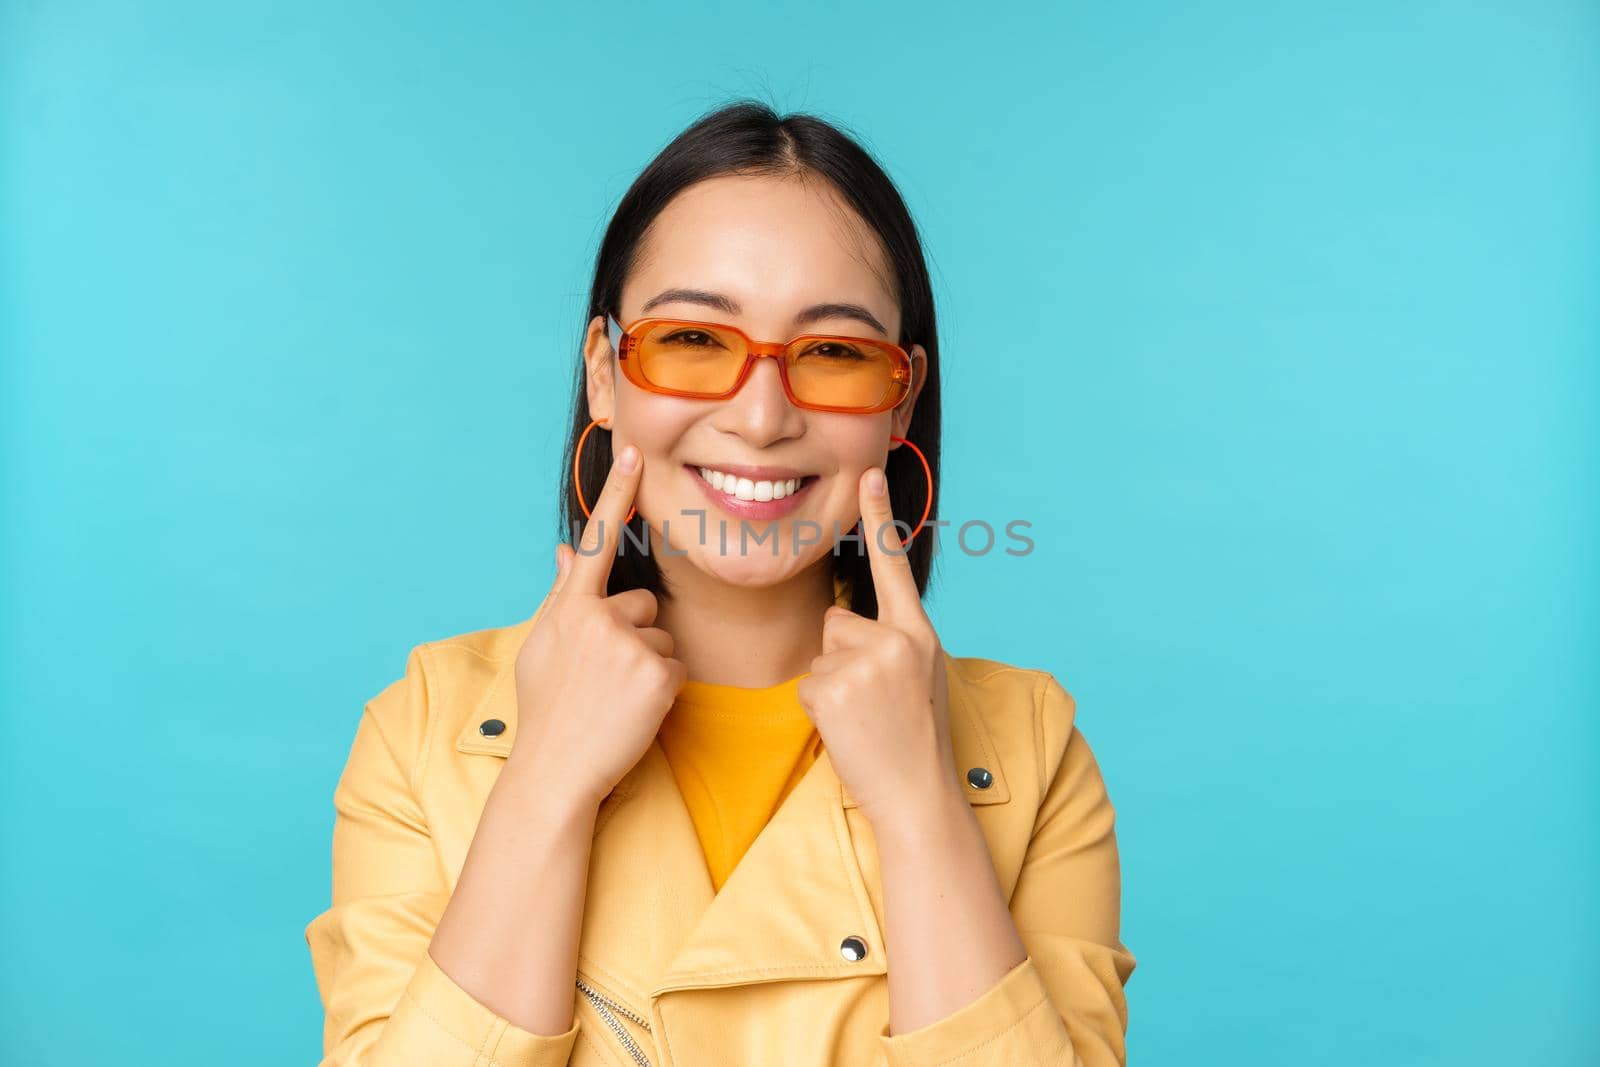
623, 172, 899, 333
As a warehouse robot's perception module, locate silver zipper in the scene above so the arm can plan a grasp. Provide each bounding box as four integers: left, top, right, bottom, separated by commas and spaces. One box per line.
575, 976, 653, 1067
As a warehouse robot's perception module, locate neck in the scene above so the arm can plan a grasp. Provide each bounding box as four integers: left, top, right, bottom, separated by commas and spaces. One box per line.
651, 544, 837, 689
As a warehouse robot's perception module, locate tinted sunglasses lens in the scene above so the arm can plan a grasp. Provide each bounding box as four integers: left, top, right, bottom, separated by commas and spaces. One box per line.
786, 339, 902, 410
636, 322, 748, 395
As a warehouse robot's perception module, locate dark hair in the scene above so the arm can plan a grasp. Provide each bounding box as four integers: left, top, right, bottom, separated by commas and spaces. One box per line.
560, 100, 941, 620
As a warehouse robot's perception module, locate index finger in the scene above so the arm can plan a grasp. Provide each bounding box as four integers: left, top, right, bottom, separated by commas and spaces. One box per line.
857, 465, 923, 626
568, 444, 642, 597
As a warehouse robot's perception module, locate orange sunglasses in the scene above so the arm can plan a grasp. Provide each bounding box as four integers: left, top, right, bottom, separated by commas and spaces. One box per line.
607, 314, 914, 414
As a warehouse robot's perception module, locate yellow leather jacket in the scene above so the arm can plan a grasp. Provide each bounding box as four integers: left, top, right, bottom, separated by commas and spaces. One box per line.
306, 613, 1137, 1066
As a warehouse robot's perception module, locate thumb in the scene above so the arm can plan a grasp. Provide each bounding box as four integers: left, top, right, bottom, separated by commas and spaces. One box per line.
549, 542, 577, 599
540, 547, 579, 614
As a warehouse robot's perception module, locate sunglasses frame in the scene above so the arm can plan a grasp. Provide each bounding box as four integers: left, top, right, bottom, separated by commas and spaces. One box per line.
606, 314, 915, 415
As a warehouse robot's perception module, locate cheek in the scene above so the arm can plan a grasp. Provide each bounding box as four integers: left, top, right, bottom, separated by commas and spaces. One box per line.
617, 388, 690, 451
614, 391, 698, 506
813, 412, 889, 463
813, 416, 891, 512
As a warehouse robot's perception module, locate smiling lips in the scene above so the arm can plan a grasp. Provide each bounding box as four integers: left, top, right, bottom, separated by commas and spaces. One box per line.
686, 463, 817, 520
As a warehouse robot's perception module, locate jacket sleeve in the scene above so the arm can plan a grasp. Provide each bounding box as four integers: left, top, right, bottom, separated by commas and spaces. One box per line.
304, 645, 581, 1067
876, 674, 1137, 1067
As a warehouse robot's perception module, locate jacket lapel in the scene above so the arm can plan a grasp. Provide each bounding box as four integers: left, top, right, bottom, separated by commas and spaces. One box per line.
451, 610, 1012, 1011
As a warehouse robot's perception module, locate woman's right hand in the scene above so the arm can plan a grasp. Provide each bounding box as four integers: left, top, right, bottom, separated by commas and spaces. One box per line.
509, 444, 685, 806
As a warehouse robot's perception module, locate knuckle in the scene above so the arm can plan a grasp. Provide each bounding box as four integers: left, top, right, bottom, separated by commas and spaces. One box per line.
819, 677, 847, 706
851, 657, 885, 688
645, 655, 677, 689
581, 609, 613, 642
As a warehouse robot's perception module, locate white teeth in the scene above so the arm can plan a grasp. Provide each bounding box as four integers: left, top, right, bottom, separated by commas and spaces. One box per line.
695, 467, 805, 502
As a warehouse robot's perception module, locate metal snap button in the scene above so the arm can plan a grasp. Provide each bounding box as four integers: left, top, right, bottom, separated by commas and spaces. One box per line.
478, 719, 507, 737
966, 766, 993, 789
840, 936, 868, 962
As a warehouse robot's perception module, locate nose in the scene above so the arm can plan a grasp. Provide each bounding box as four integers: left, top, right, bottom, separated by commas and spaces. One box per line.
716, 353, 807, 446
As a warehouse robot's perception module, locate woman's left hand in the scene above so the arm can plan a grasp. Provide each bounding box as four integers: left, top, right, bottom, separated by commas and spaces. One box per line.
797, 465, 958, 830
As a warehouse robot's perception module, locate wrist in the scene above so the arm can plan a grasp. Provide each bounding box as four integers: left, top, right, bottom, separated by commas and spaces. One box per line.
866, 775, 973, 849
493, 755, 606, 824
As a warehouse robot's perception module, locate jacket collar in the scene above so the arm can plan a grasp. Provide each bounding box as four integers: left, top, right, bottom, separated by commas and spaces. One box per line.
450, 600, 1012, 1008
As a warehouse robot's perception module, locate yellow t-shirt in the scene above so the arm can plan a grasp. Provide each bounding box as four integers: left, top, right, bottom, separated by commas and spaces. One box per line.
657, 674, 824, 893
658, 573, 853, 893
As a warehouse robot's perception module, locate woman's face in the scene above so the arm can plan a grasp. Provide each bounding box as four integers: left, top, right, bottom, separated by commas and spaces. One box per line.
582, 172, 927, 591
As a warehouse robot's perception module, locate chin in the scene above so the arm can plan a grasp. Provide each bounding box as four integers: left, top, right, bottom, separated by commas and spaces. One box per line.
684, 542, 808, 589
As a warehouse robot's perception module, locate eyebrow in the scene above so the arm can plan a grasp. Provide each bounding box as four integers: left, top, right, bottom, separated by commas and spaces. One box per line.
638, 287, 889, 337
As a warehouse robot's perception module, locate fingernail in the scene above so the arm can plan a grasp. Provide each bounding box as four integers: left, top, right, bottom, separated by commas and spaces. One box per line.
619, 445, 639, 472
867, 468, 886, 497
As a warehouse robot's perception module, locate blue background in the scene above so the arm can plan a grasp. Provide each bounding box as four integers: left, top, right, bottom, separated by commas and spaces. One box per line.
2, 2, 1595, 1064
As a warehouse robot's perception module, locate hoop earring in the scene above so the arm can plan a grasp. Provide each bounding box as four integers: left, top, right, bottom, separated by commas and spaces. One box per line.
888, 434, 933, 547
573, 418, 638, 524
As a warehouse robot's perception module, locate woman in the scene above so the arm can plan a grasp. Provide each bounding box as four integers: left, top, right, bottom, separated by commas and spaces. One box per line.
306, 100, 1136, 1067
